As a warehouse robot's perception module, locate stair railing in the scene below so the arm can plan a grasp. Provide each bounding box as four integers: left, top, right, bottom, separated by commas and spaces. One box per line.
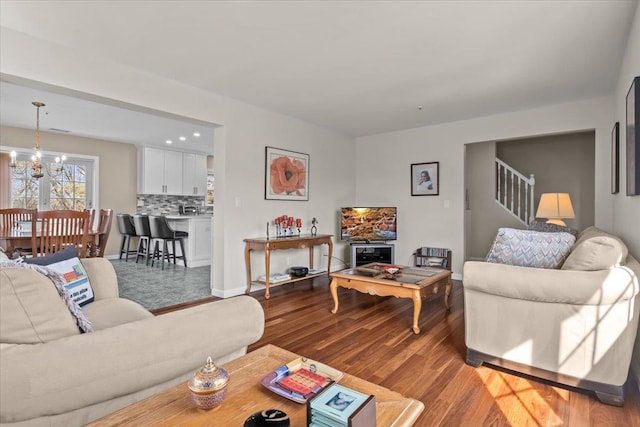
495, 158, 535, 225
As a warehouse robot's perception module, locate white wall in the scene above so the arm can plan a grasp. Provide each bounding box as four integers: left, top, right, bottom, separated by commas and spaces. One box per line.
464, 140, 522, 260
613, 2, 640, 392
356, 96, 615, 278
0, 28, 356, 297
614, 4, 640, 260
497, 131, 596, 232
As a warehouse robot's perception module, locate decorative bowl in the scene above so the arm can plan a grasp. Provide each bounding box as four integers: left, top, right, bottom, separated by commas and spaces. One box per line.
188, 356, 229, 410
289, 266, 309, 278
382, 265, 400, 275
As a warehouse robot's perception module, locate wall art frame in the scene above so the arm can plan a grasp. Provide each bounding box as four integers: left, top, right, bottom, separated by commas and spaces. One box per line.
411, 162, 439, 196
627, 75, 640, 196
265, 146, 309, 201
612, 121, 619, 194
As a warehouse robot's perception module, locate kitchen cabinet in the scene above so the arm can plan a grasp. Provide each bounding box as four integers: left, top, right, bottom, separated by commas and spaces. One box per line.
166, 216, 212, 267
139, 147, 183, 195
182, 153, 208, 196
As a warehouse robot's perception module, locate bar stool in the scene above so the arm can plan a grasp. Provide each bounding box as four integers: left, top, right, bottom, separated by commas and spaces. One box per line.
116, 213, 137, 261
133, 215, 152, 265
149, 216, 188, 270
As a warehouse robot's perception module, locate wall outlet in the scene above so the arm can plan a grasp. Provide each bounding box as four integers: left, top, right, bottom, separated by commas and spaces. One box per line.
137, 199, 144, 207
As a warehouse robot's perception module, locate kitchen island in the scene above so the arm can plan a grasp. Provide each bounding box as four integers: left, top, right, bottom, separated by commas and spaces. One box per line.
166, 215, 212, 267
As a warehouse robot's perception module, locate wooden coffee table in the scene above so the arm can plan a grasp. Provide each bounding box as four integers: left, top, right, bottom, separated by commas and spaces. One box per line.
86, 344, 424, 426
330, 263, 452, 334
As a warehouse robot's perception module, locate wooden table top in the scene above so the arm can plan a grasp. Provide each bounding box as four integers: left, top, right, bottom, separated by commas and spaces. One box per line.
331, 262, 451, 290
87, 344, 424, 426
243, 234, 333, 244
0, 227, 98, 239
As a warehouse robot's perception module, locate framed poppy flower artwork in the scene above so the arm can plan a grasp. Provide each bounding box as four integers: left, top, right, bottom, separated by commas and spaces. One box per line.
265, 146, 309, 201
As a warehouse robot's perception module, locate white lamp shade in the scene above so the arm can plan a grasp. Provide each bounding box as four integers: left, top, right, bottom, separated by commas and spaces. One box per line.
536, 193, 575, 225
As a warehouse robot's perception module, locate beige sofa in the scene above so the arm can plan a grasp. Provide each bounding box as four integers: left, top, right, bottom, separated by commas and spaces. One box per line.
463, 226, 640, 406
0, 257, 265, 426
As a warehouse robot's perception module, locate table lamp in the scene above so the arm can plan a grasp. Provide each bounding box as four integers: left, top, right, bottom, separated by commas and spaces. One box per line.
535, 193, 575, 226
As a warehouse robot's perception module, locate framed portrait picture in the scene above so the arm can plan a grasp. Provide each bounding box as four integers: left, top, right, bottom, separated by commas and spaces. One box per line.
627, 76, 640, 196
612, 121, 619, 194
265, 146, 309, 201
411, 162, 439, 196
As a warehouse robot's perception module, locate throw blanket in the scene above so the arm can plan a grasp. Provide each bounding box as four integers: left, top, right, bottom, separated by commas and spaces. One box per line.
0, 259, 93, 333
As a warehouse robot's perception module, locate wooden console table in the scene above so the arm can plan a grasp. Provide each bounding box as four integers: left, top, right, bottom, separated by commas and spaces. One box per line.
244, 234, 333, 299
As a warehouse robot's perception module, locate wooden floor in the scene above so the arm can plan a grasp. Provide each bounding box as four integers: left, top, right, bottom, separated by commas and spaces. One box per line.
244, 276, 640, 427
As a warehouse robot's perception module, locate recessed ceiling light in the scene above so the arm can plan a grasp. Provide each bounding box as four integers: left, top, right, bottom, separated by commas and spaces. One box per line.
166, 140, 173, 144
179, 136, 186, 141
193, 132, 201, 137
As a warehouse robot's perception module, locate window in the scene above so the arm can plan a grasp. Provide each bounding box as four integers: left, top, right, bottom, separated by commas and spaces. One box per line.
50, 163, 88, 210
6, 151, 95, 211
10, 159, 40, 209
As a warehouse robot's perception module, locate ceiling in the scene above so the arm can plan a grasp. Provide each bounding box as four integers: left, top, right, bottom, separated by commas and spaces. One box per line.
0, 81, 217, 153
0, 1, 637, 139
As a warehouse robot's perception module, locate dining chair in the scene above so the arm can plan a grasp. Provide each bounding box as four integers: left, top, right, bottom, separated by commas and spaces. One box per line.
0, 208, 37, 258
85, 208, 96, 231
95, 209, 113, 257
36, 209, 91, 258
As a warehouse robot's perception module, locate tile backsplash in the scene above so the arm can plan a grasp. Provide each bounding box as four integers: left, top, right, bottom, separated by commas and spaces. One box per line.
136, 194, 213, 215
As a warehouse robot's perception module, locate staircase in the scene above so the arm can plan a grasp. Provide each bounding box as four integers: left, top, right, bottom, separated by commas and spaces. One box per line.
495, 158, 535, 225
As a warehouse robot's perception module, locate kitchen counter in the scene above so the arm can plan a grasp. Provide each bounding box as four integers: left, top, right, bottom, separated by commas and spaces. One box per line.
166, 216, 212, 267
165, 214, 213, 220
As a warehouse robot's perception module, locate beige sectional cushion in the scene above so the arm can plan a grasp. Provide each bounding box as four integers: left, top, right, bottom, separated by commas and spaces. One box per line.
0, 296, 264, 423
0, 268, 80, 344
83, 299, 153, 330
562, 226, 629, 271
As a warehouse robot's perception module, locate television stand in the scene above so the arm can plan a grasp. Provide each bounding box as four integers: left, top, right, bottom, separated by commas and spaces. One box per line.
350, 243, 395, 268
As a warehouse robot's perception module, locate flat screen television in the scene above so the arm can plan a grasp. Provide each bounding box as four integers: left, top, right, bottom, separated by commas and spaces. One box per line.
340, 207, 397, 242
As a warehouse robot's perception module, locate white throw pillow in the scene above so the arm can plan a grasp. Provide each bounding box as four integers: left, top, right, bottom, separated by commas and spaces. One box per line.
23, 246, 95, 306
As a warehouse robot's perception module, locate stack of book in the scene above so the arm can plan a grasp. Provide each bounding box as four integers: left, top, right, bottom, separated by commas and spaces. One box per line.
417, 247, 450, 269
256, 273, 291, 283
307, 383, 376, 427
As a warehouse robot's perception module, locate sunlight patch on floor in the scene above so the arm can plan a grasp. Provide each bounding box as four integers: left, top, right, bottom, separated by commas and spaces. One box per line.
476, 367, 563, 427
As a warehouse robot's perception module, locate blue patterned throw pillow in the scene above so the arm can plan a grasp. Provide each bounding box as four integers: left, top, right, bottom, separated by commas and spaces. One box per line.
486, 228, 576, 269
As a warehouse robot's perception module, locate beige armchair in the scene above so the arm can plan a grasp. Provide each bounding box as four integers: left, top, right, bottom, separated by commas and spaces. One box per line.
462, 227, 640, 406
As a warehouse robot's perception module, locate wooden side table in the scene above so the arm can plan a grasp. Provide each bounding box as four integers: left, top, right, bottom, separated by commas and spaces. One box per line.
244, 234, 333, 298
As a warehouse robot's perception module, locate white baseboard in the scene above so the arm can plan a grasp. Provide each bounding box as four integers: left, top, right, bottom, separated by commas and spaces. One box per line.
212, 286, 249, 299
186, 260, 212, 268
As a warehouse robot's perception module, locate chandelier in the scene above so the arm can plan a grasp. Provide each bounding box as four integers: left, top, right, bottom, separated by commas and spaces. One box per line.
9, 101, 66, 179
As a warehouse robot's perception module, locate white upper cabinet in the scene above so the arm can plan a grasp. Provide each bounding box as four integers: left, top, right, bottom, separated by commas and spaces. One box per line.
139, 147, 183, 195
139, 147, 208, 196
182, 153, 208, 196
163, 150, 184, 195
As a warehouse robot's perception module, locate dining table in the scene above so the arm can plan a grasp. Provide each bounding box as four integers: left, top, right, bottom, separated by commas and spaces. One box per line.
0, 227, 100, 258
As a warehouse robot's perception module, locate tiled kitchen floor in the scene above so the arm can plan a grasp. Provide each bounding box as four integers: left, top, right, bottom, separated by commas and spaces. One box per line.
110, 258, 211, 311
